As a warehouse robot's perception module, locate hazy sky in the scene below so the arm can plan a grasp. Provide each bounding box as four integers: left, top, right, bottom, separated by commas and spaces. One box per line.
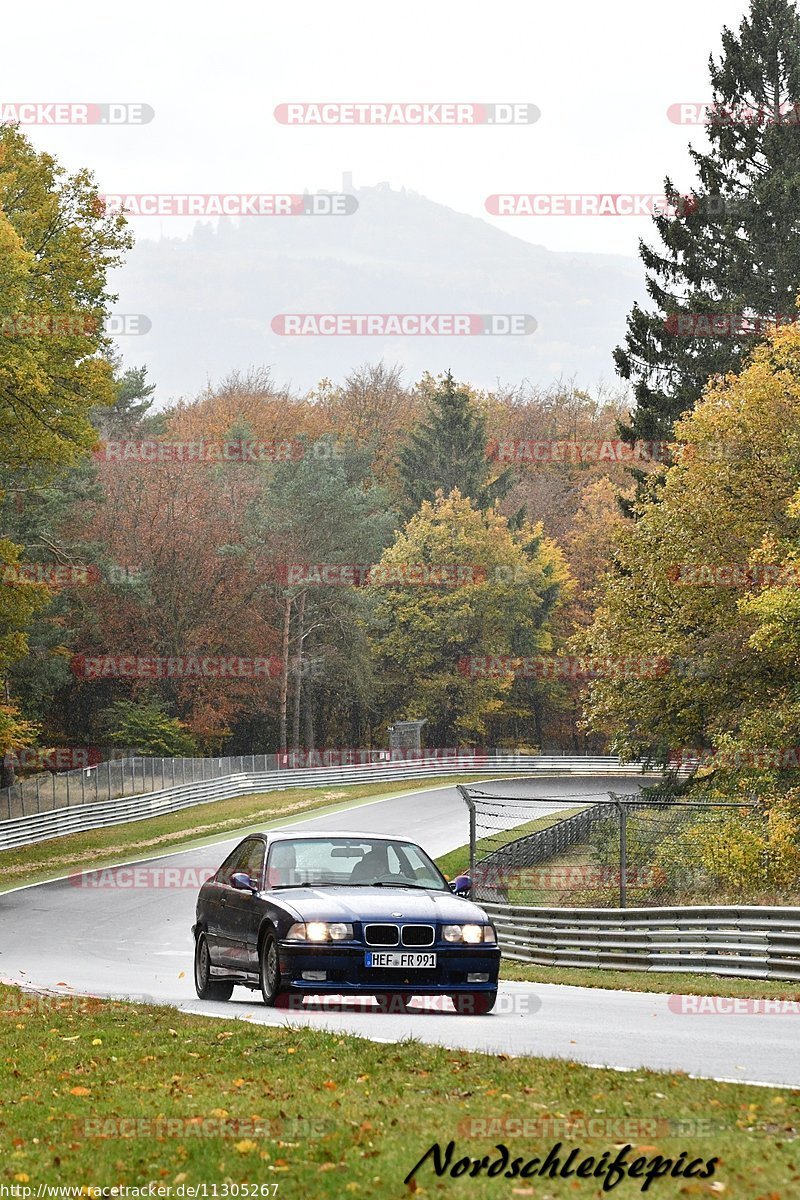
6, 0, 751, 257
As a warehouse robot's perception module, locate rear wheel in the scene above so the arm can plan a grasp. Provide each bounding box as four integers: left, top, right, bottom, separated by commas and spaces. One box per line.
451, 991, 496, 1015
194, 932, 234, 1001
259, 934, 283, 1006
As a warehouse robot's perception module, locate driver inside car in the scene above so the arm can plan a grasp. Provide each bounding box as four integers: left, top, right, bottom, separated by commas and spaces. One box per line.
349, 845, 388, 884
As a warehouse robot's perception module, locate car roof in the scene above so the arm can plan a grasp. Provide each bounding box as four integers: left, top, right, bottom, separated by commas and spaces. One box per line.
249, 829, 420, 844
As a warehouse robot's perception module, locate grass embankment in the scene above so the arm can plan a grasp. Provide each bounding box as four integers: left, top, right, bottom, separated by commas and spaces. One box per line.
0, 775, 493, 893
0, 983, 797, 1197
435, 805, 587, 880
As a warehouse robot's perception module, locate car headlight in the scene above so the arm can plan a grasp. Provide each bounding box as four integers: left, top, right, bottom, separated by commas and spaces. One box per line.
442, 923, 493, 944
286, 921, 353, 942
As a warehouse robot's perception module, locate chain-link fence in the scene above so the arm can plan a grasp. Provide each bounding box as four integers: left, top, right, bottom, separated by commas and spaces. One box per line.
0, 754, 283, 821
459, 786, 776, 908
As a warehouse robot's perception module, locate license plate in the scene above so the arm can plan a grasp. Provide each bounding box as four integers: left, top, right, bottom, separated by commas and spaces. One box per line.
364, 952, 436, 969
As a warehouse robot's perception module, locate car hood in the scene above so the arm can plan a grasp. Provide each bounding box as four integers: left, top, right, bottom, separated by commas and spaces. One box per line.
268, 886, 491, 925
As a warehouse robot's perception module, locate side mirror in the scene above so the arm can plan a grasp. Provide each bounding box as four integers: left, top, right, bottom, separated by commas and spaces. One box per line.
449, 874, 472, 897
231, 872, 258, 893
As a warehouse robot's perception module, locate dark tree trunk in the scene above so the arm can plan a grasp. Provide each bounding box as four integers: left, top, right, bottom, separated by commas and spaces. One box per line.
279, 594, 292, 754
291, 590, 306, 751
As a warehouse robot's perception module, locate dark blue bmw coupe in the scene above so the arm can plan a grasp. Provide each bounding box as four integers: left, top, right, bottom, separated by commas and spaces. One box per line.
193, 830, 500, 1013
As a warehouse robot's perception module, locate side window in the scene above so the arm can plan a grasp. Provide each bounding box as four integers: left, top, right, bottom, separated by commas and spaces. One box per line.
216, 842, 250, 885
240, 840, 266, 888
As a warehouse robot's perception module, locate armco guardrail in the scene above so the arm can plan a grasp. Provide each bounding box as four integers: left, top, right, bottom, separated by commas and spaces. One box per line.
0, 751, 673, 821
483, 902, 800, 981
0, 756, 663, 851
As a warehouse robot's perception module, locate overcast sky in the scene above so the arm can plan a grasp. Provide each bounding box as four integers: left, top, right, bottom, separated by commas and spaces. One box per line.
6, 0, 751, 257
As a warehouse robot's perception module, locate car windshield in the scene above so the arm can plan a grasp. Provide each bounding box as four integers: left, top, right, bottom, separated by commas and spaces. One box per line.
264, 837, 448, 891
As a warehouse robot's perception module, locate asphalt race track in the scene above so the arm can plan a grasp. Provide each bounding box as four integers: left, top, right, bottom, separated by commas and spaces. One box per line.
1, 774, 797, 1088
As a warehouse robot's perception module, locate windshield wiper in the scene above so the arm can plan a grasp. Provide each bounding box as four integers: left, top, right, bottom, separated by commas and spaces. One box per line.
344, 881, 435, 890
269, 882, 339, 889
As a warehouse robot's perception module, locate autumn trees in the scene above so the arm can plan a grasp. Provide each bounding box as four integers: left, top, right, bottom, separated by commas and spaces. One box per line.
0, 124, 130, 473
367, 492, 570, 745
0, 125, 130, 782
584, 321, 800, 800
0, 127, 625, 767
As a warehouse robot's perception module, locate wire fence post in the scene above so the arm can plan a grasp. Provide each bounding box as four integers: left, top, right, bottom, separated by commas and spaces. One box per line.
457, 785, 477, 893
618, 798, 628, 909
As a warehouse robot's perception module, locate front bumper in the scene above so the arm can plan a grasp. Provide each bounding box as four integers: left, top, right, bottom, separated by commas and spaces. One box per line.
278, 942, 500, 993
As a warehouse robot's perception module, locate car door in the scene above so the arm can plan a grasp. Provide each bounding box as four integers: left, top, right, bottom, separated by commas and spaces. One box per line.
206, 841, 251, 968
221, 837, 267, 972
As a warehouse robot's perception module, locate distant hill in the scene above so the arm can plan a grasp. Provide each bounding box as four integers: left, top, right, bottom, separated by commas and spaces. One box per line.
110, 182, 647, 399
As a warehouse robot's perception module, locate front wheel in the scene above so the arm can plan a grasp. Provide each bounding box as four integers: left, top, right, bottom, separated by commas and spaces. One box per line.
194, 932, 234, 1001
259, 933, 284, 1006
451, 991, 496, 1015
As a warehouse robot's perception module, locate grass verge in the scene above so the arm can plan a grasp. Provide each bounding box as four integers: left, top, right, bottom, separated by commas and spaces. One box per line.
435, 806, 587, 880
0, 983, 797, 1197
500, 960, 800, 1000
0, 775, 492, 893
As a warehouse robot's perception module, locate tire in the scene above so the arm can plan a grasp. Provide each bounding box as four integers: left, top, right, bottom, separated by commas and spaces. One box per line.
451, 991, 497, 1015
194, 932, 234, 1001
258, 933, 283, 1006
